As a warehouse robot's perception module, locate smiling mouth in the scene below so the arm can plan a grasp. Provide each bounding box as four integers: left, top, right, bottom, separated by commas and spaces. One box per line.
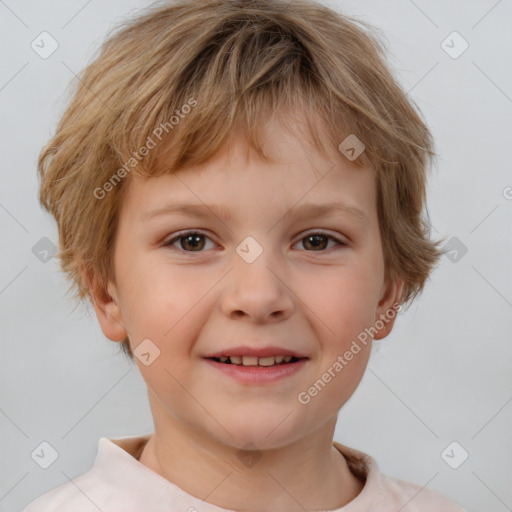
208, 355, 304, 367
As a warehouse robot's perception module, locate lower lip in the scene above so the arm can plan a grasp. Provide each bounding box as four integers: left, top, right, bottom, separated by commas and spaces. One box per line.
204, 358, 308, 383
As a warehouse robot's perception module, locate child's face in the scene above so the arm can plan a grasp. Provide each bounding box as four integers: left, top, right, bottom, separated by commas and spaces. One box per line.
93, 114, 402, 450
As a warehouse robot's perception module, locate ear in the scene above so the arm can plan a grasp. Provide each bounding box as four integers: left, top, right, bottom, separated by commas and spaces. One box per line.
373, 275, 404, 341
83, 269, 127, 342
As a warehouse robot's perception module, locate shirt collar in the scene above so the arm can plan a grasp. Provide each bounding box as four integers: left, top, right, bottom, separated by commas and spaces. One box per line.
92, 434, 380, 511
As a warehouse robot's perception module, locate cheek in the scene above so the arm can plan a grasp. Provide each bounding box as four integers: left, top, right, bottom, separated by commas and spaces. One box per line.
127, 264, 215, 351
130, 298, 211, 408
120, 259, 207, 337
306, 275, 375, 413
308, 265, 380, 330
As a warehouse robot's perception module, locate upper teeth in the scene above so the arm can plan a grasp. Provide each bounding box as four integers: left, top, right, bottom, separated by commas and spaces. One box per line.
218, 355, 294, 366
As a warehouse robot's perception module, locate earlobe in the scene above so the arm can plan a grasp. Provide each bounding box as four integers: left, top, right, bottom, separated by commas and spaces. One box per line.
84, 270, 127, 342
373, 276, 404, 341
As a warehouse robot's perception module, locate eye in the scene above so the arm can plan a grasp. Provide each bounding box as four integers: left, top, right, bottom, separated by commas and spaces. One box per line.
293, 232, 346, 251
163, 230, 347, 253
164, 231, 216, 252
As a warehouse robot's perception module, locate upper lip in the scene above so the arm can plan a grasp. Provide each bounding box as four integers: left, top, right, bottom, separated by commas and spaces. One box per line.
204, 345, 308, 359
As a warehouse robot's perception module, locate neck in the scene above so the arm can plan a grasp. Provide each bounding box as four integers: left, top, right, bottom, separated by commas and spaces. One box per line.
138, 398, 364, 511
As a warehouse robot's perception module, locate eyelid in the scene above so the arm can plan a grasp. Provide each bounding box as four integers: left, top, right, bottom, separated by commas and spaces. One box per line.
298, 229, 348, 245
164, 229, 216, 247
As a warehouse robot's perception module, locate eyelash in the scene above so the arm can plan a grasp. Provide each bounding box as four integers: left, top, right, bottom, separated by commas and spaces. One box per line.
163, 230, 347, 253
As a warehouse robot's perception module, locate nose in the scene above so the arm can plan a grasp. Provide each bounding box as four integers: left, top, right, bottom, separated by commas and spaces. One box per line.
220, 247, 294, 323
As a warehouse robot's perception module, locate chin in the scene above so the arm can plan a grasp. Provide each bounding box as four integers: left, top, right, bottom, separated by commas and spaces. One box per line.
211, 411, 305, 451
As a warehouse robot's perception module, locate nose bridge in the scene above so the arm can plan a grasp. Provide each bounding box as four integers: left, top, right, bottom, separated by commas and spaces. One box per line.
235, 233, 280, 289
221, 234, 294, 321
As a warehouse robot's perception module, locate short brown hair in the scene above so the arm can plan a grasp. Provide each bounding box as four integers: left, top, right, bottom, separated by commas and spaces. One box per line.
38, 0, 445, 360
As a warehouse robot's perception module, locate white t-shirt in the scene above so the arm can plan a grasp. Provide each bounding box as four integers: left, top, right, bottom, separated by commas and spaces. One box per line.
22, 434, 467, 511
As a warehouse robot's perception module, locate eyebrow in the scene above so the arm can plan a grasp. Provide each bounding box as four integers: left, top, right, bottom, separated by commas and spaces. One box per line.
140, 201, 368, 225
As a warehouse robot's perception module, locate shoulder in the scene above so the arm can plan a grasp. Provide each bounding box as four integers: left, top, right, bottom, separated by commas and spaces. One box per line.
20, 436, 146, 512
378, 474, 468, 511
20, 468, 139, 512
21, 477, 102, 512
334, 441, 467, 512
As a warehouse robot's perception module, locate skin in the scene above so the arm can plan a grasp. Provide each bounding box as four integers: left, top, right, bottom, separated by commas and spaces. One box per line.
89, 111, 403, 511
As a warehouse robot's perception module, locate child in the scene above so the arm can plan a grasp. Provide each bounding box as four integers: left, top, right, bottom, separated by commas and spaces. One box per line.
24, 0, 467, 510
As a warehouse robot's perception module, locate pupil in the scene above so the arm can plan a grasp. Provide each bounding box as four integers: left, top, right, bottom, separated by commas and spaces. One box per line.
305, 235, 327, 250
182, 234, 204, 251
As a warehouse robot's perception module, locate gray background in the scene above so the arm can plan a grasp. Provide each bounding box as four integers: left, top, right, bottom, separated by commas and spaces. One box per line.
1, 1, 511, 511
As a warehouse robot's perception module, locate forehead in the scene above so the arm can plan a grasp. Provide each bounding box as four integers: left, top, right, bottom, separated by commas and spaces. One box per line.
120, 113, 377, 227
